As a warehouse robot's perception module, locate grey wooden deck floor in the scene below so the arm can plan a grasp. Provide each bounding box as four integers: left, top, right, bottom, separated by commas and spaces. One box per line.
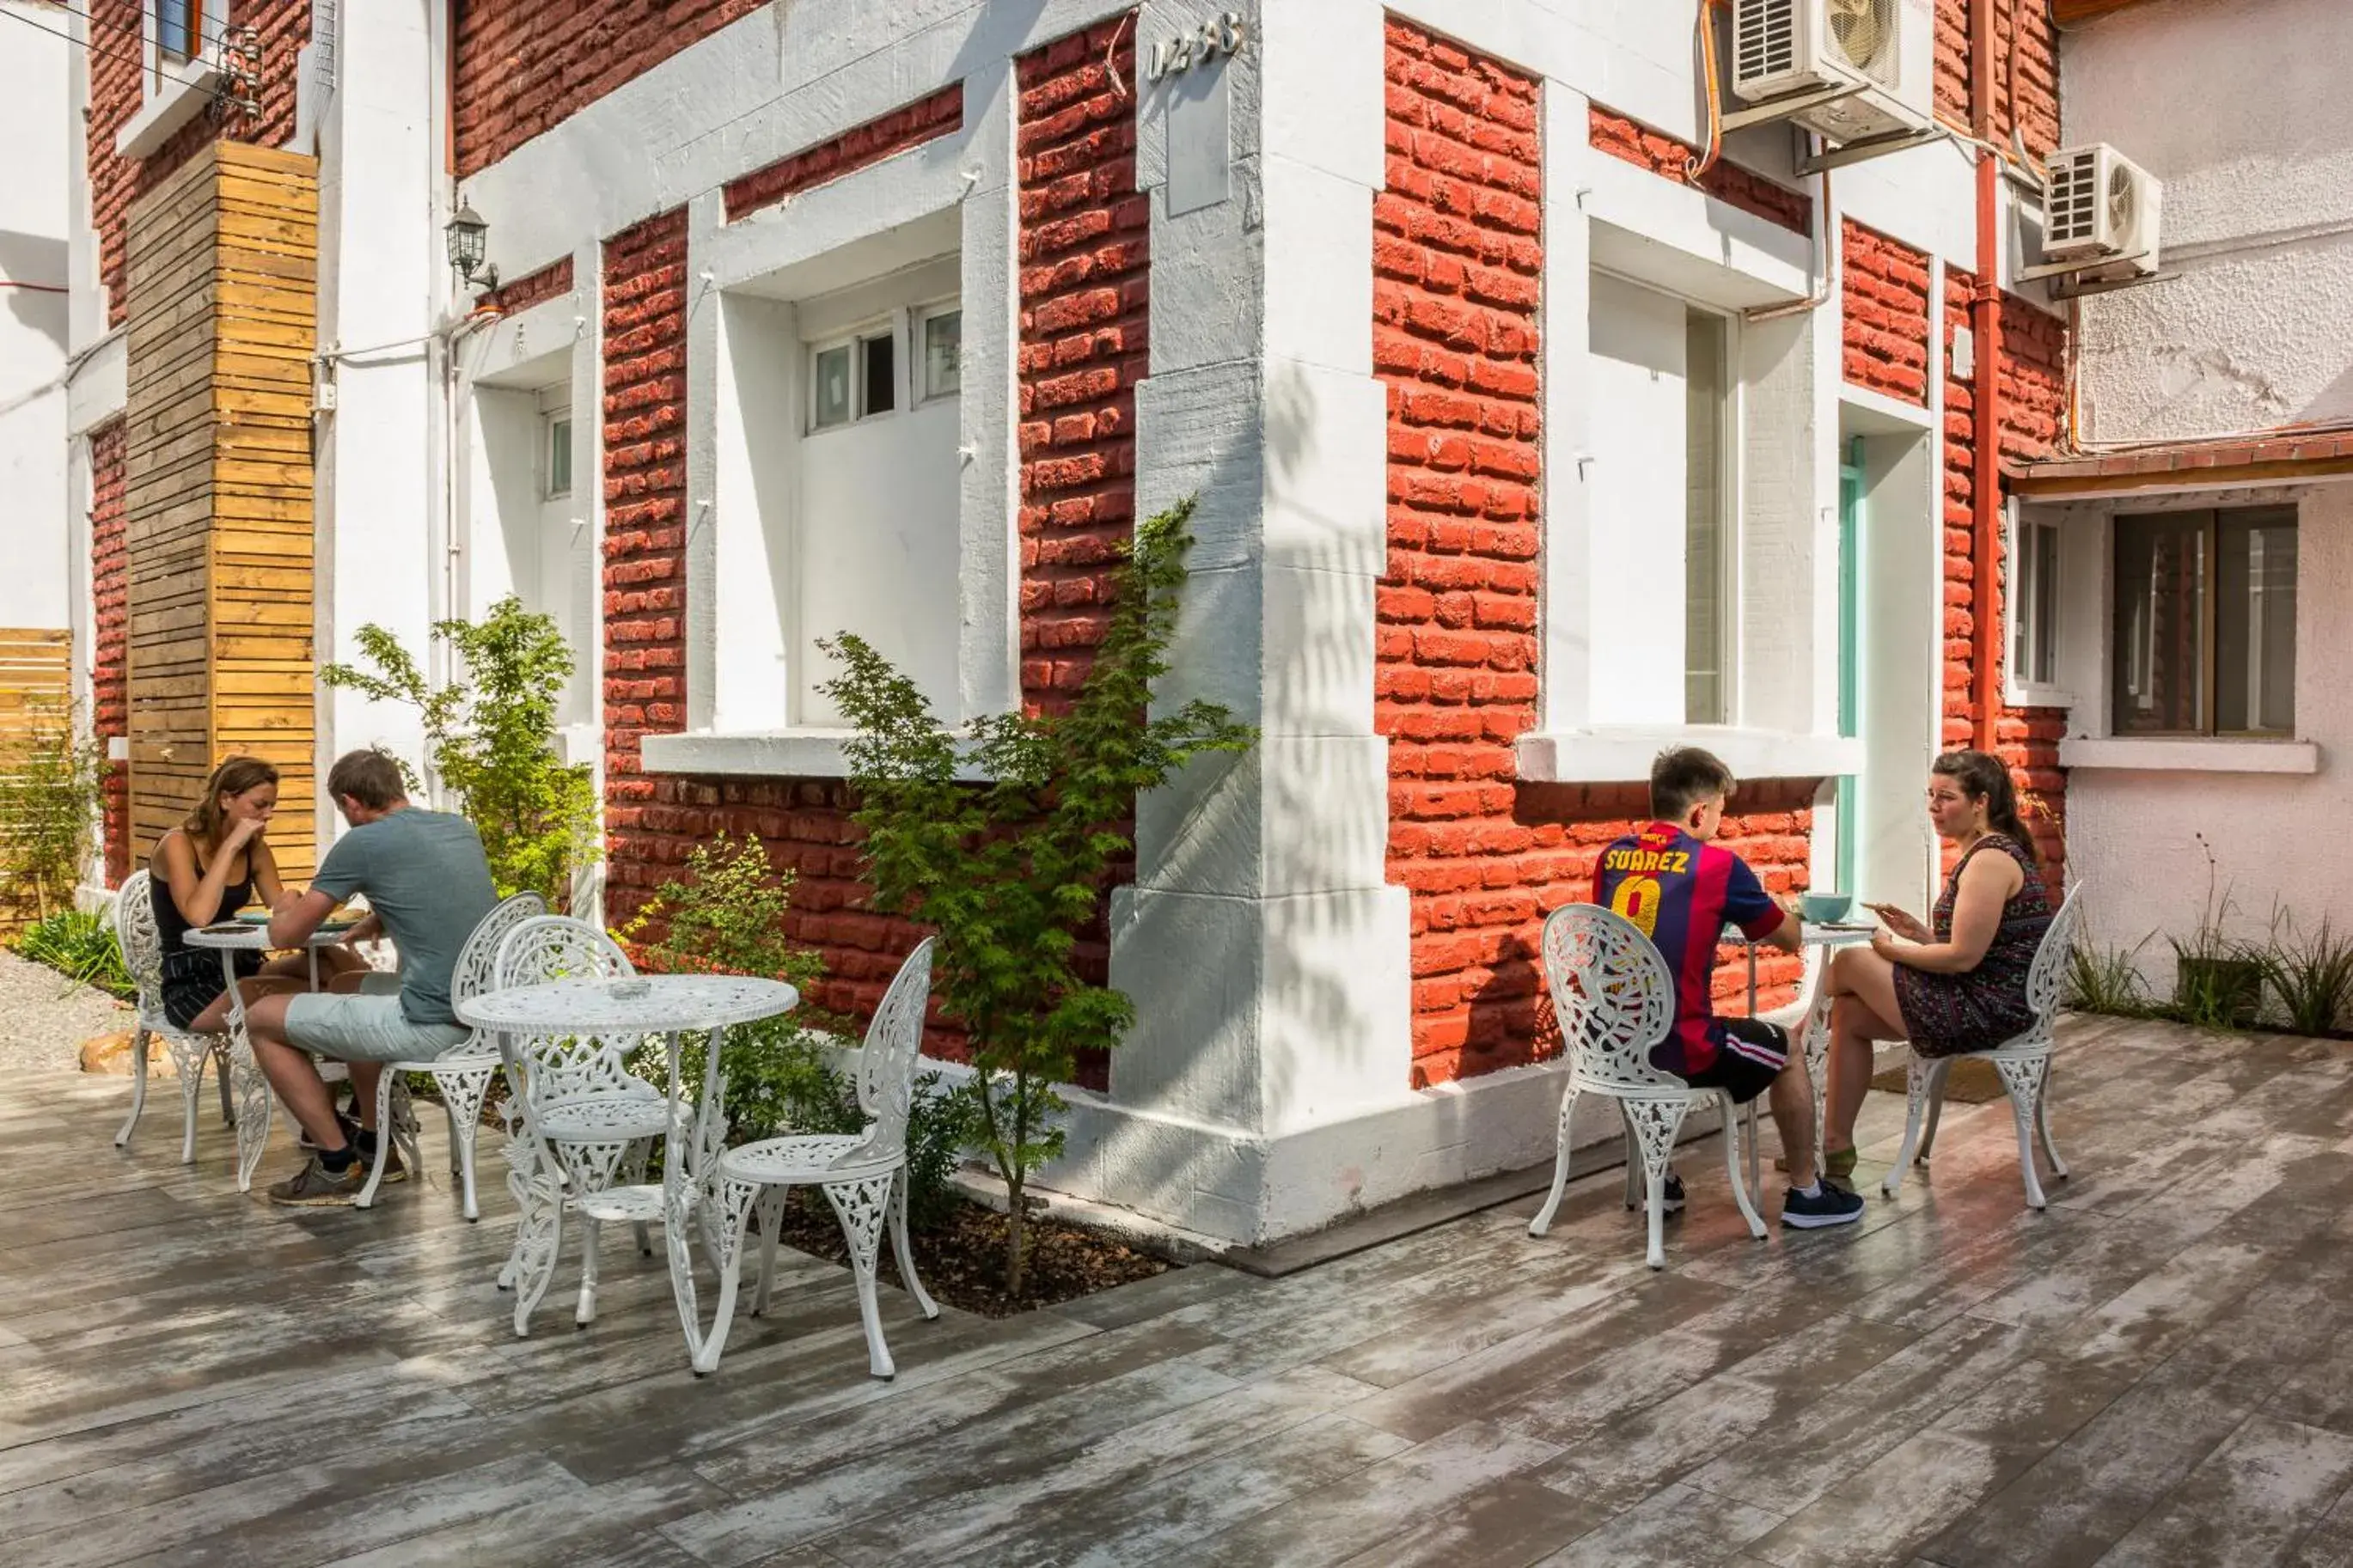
7, 1016, 2353, 1567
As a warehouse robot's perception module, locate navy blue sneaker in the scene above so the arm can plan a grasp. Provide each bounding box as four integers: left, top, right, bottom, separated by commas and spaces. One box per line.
1782, 1181, 1865, 1229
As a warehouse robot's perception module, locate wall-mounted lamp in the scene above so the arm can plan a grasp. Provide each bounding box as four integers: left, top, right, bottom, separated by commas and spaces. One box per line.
445, 203, 499, 292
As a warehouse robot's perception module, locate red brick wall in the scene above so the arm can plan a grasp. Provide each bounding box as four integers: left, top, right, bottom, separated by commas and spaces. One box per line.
1588, 107, 1812, 235
451, 0, 767, 180
480, 256, 575, 317
1016, 15, 1148, 714
724, 86, 965, 222
1378, 22, 1814, 1087
85, 0, 312, 328
601, 208, 691, 916
1941, 272, 2070, 882
1934, 0, 2061, 159
1842, 220, 1931, 406
89, 419, 131, 888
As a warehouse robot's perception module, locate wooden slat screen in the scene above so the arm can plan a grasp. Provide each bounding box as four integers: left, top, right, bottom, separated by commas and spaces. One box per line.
124, 143, 319, 881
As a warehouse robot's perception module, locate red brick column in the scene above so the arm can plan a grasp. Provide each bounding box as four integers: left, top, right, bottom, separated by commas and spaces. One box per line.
1015, 14, 1148, 715
601, 210, 691, 918
1843, 220, 1931, 406
89, 419, 130, 887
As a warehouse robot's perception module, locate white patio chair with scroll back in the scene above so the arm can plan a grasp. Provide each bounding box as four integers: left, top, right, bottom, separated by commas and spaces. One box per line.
112, 869, 235, 1162
1882, 882, 2086, 1211
1527, 904, 1769, 1270
491, 914, 678, 1337
353, 891, 545, 1217
688, 937, 943, 1377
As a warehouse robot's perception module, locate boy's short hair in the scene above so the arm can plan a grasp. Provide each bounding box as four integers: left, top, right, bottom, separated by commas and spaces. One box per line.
327, 748, 407, 811
1650, 746, 1736, 821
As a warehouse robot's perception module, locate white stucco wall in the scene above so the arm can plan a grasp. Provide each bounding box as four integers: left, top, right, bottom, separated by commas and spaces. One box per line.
2063, 0, 2353, 442
0, 0, 74, 634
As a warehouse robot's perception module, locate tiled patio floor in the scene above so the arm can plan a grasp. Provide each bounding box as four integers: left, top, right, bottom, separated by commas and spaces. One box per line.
7, 1015, 2353, 1566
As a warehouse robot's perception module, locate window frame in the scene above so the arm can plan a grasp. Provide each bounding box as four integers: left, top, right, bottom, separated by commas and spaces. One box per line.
541, 407, 573, 502
156, 0, 204, 66
2108, 503, 2298, 739
1683, 301, 1739, 727
806, 296, 962, 437
2008, 508, 2069, 705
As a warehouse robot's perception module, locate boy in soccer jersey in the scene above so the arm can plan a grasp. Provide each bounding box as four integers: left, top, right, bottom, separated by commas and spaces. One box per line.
1590, 747, 1864, 1228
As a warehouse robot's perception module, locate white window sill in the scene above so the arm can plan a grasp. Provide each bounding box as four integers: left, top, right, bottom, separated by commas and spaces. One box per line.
2058, 737, 2319, 774
1516, 729, 1865, 784
2006, 684, 2075, 711
640, 729, 991, 782
116, 58, 227, 160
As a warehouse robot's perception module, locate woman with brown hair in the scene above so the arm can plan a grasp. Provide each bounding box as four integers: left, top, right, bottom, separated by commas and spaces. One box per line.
1816, 748, 2057, 1187
150, 756, 367, 1034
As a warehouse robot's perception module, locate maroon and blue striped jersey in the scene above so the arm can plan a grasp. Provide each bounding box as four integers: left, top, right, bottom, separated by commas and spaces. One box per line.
1590, 822, 1787, 1078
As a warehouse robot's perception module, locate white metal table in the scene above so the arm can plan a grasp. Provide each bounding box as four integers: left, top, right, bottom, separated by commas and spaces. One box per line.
1727, 920, 1878, 1194
184, 918, 373, 1192
457, 973, 798, 1367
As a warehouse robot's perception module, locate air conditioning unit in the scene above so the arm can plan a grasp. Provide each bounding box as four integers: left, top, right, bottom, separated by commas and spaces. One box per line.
1732, 0, 1934, 145
2043, 143, 2163, 274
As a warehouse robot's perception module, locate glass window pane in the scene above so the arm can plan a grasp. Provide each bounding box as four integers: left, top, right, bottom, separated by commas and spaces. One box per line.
861, 333, 895, 416
1684, 308, 1729, 725
2032, 523, 2060, 686
2112, 511, 2208, 735
545, 417, 571, 499
160, 0, 194, 58
924, 311, 962, 400
813, 345, 852, 429
2215, 509, 2297, 734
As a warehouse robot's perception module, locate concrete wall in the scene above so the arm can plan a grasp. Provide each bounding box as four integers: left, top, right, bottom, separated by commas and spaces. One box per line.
0, 0, 73, 633
2063, 0, 2353, 442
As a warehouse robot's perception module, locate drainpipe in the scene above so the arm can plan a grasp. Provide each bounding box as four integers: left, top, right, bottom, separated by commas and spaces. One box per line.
1969, 0, 2005, 753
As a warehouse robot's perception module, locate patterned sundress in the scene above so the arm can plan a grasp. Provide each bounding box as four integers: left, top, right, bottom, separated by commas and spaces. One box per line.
1891, 833, 2052, 1057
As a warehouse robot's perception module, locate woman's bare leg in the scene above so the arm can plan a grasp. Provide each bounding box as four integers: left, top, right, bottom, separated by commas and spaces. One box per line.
186, 974, 306, 1037
1823, 947, 1907, 1154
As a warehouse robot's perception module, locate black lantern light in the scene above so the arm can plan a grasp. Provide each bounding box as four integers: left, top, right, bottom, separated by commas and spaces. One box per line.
444, 202, 498, 290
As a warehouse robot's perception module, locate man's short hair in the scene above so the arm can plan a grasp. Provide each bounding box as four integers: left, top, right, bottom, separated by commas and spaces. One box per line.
327, 749, 407, 811
1650, 746, 1736, 821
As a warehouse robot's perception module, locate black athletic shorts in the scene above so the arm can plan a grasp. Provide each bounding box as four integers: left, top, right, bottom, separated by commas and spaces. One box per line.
1672, 1017, 1790, 1106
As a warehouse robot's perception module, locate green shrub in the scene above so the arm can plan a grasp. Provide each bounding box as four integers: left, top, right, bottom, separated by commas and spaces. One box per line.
2065, 941, 2150, 1017
0, 699, 108, 923
2261, 916, 2353, 1038
319, 598, 600, 909
822, 497, 1255, 1289
13, 908, 135, 999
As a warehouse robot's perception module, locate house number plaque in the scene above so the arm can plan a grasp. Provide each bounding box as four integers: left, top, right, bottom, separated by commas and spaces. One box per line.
1148, 12, 1246, 81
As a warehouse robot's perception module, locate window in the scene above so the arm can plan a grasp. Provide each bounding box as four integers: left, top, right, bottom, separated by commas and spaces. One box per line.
1684, 308, 1731, 724
922, 308, 962, 400
811, 328, 901, 431
543, 414, 572, 500
157, 0, 201, 62
2012, 514, 2061, 689
2112, 506, 2296, 736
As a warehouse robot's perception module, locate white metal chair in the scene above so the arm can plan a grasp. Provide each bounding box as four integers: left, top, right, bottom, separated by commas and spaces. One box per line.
111, 869, 235, 1162
1528, 905, 1768, 1270
1883, 882, 2085, 1210
491, 914, 675, 1336
688, 937, 943, 1377
355, 891, 545, 1217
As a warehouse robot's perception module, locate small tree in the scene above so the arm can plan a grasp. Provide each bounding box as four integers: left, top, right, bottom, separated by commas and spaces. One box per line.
822, 498, 1254, 1291
0, 699, 108, 922
319, 597, 599, 907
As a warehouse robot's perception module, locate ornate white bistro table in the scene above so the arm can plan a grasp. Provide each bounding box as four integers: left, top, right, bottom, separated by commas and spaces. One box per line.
456, 973, 798, 1370
1724, 920, 1879, 1195
183, 918, 373, 1192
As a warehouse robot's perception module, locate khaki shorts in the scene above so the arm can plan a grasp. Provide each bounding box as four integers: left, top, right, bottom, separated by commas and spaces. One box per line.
284, 974, 470, 1065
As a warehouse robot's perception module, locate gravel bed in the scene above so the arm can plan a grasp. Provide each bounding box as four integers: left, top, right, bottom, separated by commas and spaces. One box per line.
0, 948, 136, 1074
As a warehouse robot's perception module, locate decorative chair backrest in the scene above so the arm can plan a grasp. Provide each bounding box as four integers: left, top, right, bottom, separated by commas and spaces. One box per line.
852, 938, 935, 1160
492, 915, 641, 1107
113, 869, 168, 1020
1541, 904, 1678, 1092
453, 892, 547, 1013
2023, 881, 2087, 1027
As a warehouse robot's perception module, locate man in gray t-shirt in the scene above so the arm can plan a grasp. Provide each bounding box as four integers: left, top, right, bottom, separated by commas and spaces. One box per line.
242, 749, 503, 1206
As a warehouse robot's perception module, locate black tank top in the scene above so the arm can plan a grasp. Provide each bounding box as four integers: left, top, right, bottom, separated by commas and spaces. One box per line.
152, 841, 255, 962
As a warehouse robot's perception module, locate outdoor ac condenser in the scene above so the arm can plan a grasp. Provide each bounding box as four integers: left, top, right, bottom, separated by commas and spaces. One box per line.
2043, 142, 2164, 277
1731, 0, 1934, 145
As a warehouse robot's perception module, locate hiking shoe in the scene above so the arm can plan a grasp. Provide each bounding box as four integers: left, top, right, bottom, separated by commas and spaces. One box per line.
267, 1156, 364, 1207
1782, 1181, 1865, 1229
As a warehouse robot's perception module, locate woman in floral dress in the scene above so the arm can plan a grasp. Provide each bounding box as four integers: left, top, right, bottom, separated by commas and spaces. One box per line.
1816, 749, 2055, 1187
